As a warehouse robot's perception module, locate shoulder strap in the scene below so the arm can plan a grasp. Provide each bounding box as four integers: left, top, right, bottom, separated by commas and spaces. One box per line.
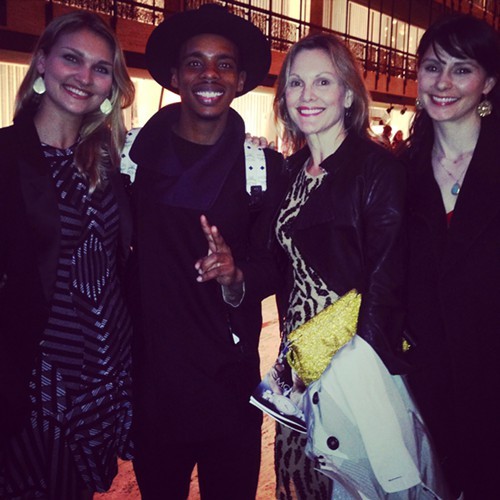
120, 128, 141, 183
244, 141, 267, 208
120, 129, 269, 205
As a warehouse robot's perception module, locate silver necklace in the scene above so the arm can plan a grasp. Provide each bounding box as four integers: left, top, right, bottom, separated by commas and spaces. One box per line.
433, 149, 473, 196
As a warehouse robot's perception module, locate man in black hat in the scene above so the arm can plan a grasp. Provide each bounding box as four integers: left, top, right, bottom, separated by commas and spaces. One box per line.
129, 4, 285, 499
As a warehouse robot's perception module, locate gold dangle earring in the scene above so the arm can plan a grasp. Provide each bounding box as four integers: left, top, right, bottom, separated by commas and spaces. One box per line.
477, 94, 493, 118
415, 97, 424, 111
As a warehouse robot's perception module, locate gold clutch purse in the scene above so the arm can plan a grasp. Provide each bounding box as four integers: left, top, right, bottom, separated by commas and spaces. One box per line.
286, 289, 361, 386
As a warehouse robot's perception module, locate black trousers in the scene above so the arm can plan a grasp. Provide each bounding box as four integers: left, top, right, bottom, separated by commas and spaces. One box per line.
133, 426, 261, 500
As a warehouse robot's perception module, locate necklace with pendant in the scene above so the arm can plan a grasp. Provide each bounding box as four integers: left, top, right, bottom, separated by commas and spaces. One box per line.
433, 149, 473, 196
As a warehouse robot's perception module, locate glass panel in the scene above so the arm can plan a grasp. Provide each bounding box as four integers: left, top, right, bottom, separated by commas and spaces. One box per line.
0, 62, 28, 127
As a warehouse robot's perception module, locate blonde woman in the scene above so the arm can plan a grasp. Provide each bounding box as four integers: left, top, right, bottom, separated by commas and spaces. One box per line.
0, 11, 135, 499
273, 33, 407, 498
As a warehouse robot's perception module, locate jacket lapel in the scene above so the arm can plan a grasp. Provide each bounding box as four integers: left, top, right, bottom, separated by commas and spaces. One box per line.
443, 117, 500, 273
14, 114, 60, 303
109, 171, 132, 265
408, 148, 449, 264
292, 136, 353, 232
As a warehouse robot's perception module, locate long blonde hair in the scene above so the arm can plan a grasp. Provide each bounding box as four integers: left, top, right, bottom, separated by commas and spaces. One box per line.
274, 33, 370, 155
15, 11, 135, 190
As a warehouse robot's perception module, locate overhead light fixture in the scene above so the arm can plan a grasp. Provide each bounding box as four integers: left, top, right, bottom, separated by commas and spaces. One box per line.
401, 106, 407, 115
386, 105, 394, 114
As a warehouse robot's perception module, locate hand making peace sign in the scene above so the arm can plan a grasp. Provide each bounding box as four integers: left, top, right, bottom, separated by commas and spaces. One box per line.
195, 215, 244, 289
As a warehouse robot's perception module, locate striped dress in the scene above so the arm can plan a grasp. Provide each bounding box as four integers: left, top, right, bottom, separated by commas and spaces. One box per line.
0, 144, 133, 499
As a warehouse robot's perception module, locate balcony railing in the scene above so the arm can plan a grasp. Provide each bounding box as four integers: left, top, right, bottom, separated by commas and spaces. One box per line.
48, 0, 165, 25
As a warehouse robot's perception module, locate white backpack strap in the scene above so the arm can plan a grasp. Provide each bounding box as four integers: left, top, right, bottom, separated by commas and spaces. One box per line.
121, 132, 267, 192
120, 127, 141, 183
244, 141, 267, 202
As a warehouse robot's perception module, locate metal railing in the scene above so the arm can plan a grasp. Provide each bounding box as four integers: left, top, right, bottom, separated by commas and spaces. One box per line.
47, 0, 165, 25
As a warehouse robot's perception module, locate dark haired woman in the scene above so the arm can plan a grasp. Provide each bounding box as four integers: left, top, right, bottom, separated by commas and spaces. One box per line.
0, 11, 135, 499
401, 14, 500, 498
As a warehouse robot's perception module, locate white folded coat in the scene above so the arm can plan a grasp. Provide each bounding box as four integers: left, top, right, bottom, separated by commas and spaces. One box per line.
304, 335, 449, 499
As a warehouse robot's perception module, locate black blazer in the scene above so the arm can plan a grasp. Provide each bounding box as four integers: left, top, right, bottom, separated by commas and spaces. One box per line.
0, 112, 132, 444
280, 133, 407, 373
404, 115, 500, 495
129, 106, 288, 442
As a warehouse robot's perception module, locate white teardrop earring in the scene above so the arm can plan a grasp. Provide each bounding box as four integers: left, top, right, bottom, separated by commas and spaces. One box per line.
100, 98, 112, 115
33, 76, 46, 95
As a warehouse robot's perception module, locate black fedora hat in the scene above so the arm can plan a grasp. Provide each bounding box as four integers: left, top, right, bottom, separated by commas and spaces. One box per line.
145, 3, 271, 96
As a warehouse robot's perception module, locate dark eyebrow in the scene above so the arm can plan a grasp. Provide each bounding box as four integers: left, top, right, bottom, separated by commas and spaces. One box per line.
420, 56, 440, 64
421, 54, 480, 69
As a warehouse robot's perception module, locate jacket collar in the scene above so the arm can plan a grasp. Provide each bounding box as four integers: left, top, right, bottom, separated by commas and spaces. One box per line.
285, 132, 357, 175
131, 103, 246, 211
409, 116, 500, 272
444, 116, 500, 270
13, 110, 47, 167
285, 133, 365, 230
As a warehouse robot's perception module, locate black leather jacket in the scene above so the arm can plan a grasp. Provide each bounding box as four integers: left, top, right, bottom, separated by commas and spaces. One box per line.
278, 133, 407, 373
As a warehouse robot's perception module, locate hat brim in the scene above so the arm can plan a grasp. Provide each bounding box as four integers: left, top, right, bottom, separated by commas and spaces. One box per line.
146, 5, 271, 96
